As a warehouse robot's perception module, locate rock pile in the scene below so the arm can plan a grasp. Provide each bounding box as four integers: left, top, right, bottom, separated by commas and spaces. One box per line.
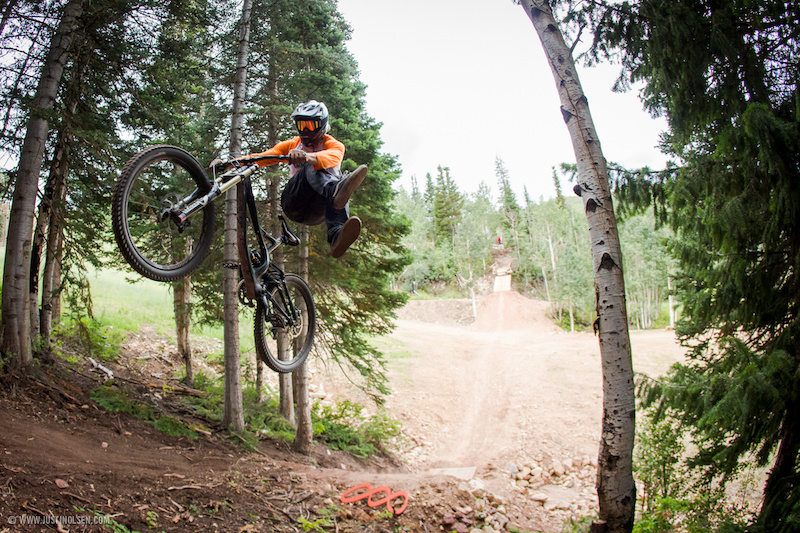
504, 454, 599, 521
437, 480, 514, 533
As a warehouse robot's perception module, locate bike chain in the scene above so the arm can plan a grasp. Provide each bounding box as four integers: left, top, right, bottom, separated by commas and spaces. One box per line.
237, 280, 256, 308
223, 261, 240, 269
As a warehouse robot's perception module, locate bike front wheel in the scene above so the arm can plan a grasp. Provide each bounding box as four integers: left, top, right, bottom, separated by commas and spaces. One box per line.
255, 274, 316, 373
112, 145, 215, 282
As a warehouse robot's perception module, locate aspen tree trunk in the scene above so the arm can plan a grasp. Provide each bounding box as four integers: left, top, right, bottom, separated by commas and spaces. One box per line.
221, 0, 253, 431
173, 256, 193, 388
261, 70, 294, 426
1, 0, 82, 369
292, 225, 313, 454
255, 351, 264, 404
30, 126, 69, 341
519, 2, 636, 531
40, 175, 66, 349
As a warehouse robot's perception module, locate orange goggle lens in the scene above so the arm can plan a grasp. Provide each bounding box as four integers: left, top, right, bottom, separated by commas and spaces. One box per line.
296, 120, 320, 132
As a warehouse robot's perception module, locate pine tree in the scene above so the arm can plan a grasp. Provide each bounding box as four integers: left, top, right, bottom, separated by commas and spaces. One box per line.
231, 0, 411, 401
432, 165, 462, 247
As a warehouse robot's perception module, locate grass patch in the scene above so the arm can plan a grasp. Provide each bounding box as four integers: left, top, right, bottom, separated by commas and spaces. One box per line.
87, 265, 257, 356
180, 372, 296, 446
52, 317, 125, 362
312, 400, 402, 458
91, 383, 198, 439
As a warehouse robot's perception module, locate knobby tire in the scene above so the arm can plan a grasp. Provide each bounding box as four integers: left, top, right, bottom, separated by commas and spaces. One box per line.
111, 145, 215, 282
255, 274, 316, 373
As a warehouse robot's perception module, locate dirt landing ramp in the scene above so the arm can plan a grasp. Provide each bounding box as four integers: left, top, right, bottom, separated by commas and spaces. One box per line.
473, 291, 561, 332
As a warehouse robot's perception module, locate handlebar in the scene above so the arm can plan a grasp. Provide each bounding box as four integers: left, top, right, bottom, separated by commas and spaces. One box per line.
240, 154, 289, 164
212, 154, 289, 175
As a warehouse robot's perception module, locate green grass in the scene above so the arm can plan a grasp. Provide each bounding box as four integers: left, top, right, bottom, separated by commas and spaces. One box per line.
86, 264, 256, 354
369, 335, 418, 383
89, 268, 177, 336
91, 384, 199, 439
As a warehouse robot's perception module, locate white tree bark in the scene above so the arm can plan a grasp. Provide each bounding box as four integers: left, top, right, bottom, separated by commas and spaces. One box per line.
519, 2, 636, 531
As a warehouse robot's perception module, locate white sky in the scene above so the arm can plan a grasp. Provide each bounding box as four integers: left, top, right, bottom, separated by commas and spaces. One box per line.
335, 0, 669, 202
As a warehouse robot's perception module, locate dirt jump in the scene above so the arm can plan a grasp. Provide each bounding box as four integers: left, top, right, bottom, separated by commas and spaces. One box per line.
317, 290, 688, 529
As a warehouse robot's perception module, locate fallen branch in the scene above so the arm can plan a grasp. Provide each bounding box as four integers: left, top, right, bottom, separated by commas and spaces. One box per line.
167, 485, 203, 491
88, 358, 114, 380
262, 498, 295, 521
167, 482, 222, 491
146, 382, 205, 397
61, 491, 92, 504
21, 502, 67, 533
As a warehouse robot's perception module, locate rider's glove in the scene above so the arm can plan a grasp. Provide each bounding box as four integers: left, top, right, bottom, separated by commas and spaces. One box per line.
209, 158, 231, 173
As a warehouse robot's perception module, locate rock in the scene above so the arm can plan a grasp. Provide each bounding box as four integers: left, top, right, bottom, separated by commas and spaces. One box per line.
516, 479, 529, 488
503, 463, 518, 475
551, 460, 566, 477
490, 512, 509, 529
486, 492, 506, 506
530, 492, 548, 503
551, 501, 571, 511
468, 478, 486, 493
515, 466, 531, 480
563, 458, 574, 471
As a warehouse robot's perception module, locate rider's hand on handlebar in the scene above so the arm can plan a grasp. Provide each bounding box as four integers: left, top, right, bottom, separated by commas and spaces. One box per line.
209, 158, 230, 173
288, 149, 309, 166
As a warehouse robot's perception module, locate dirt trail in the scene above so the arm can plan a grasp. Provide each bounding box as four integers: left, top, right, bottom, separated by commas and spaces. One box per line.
318, 291, 689, 524
383, 293, 684, 469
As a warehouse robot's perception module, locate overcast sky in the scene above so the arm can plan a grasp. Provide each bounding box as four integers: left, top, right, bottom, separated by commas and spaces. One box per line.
335, 0, 669, 202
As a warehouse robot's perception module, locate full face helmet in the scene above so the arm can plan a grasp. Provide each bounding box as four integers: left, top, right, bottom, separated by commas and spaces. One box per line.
291, 100, 329, 147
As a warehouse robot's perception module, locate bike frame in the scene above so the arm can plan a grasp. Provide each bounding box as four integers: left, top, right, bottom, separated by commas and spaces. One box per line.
168, 154, 301, 325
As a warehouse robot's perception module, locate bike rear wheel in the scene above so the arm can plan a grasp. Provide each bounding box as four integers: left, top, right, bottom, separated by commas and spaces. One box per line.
255, 274, 316, 373
112, 145, 215, 282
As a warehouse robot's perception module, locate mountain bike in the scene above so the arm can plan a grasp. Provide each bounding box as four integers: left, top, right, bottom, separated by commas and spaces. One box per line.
111, 145, 315, 373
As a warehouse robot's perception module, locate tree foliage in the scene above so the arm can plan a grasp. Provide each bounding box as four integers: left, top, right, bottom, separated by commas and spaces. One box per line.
0, 0, 409, 404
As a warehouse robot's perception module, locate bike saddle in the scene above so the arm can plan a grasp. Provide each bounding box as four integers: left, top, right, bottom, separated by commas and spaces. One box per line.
279, 215, 301, 246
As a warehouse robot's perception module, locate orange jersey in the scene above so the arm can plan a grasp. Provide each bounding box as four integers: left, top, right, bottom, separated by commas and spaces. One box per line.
247, 135, 345, 171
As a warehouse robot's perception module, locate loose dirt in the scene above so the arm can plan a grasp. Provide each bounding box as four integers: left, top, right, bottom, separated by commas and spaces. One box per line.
0, 292, 689, 532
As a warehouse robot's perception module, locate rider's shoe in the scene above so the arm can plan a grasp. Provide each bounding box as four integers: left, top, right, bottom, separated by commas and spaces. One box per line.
332, 165, 367, 210
330, 216, 362, 258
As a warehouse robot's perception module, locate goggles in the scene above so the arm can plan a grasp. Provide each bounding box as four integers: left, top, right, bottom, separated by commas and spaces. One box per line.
296, 119, 321, 132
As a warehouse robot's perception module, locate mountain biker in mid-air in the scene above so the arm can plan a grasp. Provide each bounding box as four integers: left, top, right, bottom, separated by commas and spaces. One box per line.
211, 100, 367, 258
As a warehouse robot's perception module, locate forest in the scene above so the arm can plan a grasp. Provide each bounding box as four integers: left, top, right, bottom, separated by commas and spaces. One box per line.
0, 1, 798, 533
391, 161, 674, 333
